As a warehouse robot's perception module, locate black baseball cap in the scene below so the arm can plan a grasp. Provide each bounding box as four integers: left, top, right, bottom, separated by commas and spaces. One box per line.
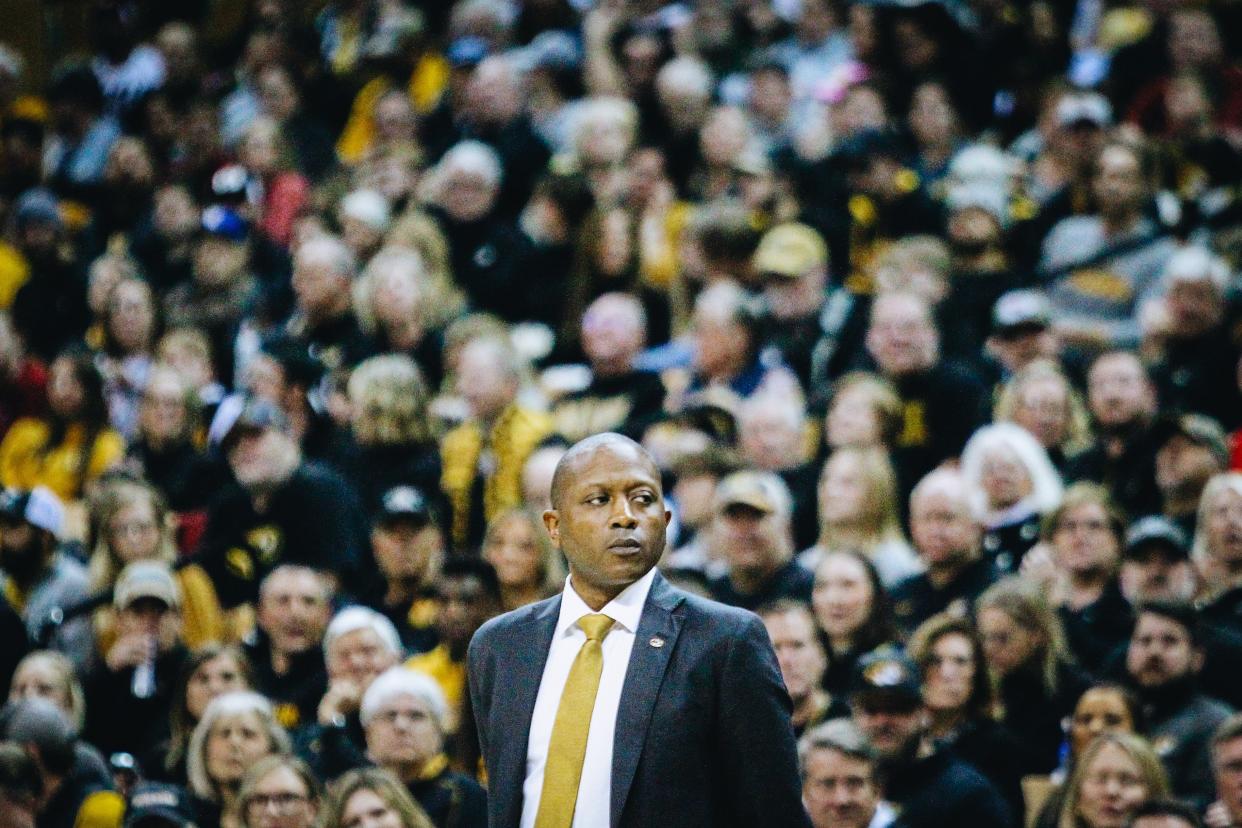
1151, 414, 1230, 468
851, 648, 922, 710
125, 782, 196, 827
1124, 515, 1189, 561
375, 486, 436, 529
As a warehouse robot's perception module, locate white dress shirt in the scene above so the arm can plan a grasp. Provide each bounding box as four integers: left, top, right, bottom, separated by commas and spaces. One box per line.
520, 567, 657, 828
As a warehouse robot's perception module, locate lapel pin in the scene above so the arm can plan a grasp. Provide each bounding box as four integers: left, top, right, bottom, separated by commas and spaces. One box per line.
649, 637, 664, 648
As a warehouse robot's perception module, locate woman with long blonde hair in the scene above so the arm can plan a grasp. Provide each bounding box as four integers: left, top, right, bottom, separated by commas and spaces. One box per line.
800, 446, 922, 586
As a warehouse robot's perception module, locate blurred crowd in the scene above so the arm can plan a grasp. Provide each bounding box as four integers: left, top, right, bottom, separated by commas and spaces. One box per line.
1, 0, 1242, 826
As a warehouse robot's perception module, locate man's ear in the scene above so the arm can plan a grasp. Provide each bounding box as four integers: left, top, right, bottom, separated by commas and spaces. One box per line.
543, 509, 560, 546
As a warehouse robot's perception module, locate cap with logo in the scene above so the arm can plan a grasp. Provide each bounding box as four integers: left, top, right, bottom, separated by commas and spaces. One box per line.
124, 782, 197, 828
376, 485, 436, 529
712, 471, 786, 516
992, 289, 1052, 338
851, 648, 922, 708
753, 223, 828, 279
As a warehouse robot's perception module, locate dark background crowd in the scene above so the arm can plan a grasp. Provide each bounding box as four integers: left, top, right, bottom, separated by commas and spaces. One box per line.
0, 0, 1242, 826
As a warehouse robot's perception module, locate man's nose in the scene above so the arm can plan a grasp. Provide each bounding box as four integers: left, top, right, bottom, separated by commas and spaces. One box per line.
610, 499, 637, 526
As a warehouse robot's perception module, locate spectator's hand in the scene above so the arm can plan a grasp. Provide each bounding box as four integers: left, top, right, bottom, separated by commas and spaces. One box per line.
106, 633, 153, 673
318, 680, 362, 725
1019, 542, 1058, 592
1205, 800, 1235, 828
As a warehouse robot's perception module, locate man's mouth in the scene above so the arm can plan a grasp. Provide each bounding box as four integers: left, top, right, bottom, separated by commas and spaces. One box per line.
608, 538, 642, 553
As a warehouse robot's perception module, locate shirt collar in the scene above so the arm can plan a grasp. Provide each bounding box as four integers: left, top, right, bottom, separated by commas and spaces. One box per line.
557, 566, 657, 637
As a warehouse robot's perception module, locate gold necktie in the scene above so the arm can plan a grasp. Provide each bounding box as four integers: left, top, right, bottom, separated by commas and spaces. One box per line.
534, 613, 616, 828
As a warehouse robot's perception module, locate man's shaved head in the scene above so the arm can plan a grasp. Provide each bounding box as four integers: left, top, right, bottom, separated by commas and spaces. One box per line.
549, 433, 661, 510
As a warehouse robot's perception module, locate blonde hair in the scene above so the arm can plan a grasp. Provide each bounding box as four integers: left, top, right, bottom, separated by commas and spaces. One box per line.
1057, 732, 1169, 828
1192, 472, 1242, 565
348, 354, 432, 445
826, 373, 903, 447
817, 446, 907, 549
994, 360, 1092, 457
9, 651, 86, 730
976, 577, 1069, 697
482, 507, 565, 600
352, 245, 464, 335
324, 768, 435, 828
186, 692, 291, 800
87, 479, 178, 591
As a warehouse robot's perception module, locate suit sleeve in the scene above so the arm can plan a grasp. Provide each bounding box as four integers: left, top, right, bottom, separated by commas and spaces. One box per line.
716, 613, 813, 828
466, 627, 493, 762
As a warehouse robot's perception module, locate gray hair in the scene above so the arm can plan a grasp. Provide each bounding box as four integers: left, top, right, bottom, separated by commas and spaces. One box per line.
798, 718, 876, 776
323, 606, 403, 659
295, 235, 357, 280
960, 422, 1064, 519
439, 140, 503, 188
186, 691, 291, 800
1163, 245, 1232, 294
360, 667, 449, 733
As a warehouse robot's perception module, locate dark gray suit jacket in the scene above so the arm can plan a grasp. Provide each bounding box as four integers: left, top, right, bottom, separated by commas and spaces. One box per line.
467, 571, 812, 828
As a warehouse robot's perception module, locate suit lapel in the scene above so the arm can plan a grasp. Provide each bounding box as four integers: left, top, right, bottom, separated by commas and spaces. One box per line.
494, 596, 561, 826
610, 573, 685, 826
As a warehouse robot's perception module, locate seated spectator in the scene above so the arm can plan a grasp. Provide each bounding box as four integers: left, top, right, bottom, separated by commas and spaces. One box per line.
798, 718, 896, 828
663, 445, 739, 575
1053, 732, 1169, 828
236, 755, 322, 828
480, 508, 562, 612
88, 479, 227, 650
1152, 414, 1229, 540
1209, 714, 1242, 828
439, 336, 551, 552
863, 291, 987, 502
1, 698, 122, 828
124, 363, 227, 512
812, 550, 899, 699
159, 645, 253, 785
994, 360, 1093, 476
1144, 246, 1241, 430
908, 614, 1030, 817
550, 292, 666, 443
186, 691, 292, 828
1123, 517, 1197, 605
0, 351, 123, 502
983, 290, 1060, 383
94, 275, 159, 442
0, 487, 91, 669
1038, 140, 1177, 356
237, 117, 310, 250
1129, 799, 1204, 828
705, 471, 814, 611
849, 649, 1014, 826
6, 651, 85, 732
518, 441, 567, 513
759, 600, 839, 737
344, 355, 442, 517
370, 487, 445, 654
197, 397, 372, 609
303, 607, 402, 780
1037, 482, 1135, 670
736, 389, 820, 551
1124, 601, 1232, 809
820, 373, 903, 453
890, 468, 998, 633
359, 667, 486, 827
801, 445, 922, 587
245, 566, 331, 732
84, 561, 190, 760
960, 422, 1064, 575
0, 740, 42, 828
1066, 349, 1161, 521
321, 766, 434, 828
1195, 473, 1242, 628
681, 281, 791, 409
286, 235, 377, 373
976, 578, 1090, 773
405, 559, 503, 733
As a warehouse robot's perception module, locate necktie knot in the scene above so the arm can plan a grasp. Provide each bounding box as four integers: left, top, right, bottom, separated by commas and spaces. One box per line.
578, 613, 614, 643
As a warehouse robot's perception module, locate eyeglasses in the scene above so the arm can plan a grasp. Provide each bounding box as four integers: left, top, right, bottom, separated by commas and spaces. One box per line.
245, 792, 310, 812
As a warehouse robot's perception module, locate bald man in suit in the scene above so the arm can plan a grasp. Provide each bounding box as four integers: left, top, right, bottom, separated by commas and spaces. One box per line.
468, 433, 810, 827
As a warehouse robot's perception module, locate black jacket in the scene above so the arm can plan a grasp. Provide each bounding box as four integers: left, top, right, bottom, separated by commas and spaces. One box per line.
886, 745, 1016, 828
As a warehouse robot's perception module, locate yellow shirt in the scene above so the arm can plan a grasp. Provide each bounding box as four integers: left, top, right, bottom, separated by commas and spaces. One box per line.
0, 241, 30, 309
406, 643, 466, 731
0, 419, 124, 501
335, 53, 449, 164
